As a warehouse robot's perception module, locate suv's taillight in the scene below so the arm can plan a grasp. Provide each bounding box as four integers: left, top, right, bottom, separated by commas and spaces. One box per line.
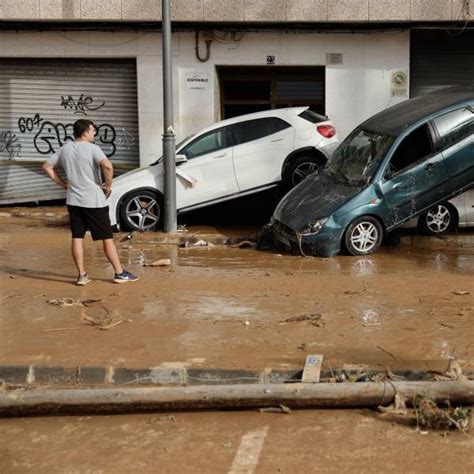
317, 125, 336, 138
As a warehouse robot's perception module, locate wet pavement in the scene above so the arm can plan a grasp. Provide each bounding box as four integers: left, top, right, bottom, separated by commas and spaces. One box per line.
1, 210, 473, 372
1, 208, 473, 473
1, 409, 473, 473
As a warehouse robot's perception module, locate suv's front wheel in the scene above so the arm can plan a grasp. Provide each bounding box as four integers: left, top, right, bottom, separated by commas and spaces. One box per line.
120, 190, 162, 231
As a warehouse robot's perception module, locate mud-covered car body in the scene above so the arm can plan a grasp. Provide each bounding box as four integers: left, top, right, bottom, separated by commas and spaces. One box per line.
273, 86, 474, 257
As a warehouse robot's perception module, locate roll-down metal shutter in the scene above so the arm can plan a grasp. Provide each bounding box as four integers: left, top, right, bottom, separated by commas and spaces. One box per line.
410, 29, 474, 98
0, 59, 139, 204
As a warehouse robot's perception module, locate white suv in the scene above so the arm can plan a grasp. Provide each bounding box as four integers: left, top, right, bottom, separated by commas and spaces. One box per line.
108, 107, 339, 231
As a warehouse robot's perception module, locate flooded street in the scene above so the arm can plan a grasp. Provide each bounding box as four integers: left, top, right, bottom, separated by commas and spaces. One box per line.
1, 213, 473, 371
1, 211, 473, 472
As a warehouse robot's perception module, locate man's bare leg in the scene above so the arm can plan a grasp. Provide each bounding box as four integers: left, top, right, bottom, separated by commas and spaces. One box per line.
103, 239, 124, 274
71, 238, 86, 276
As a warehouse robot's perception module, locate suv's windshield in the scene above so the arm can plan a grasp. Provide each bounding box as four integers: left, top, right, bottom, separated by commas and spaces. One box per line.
326, 128, 394, 185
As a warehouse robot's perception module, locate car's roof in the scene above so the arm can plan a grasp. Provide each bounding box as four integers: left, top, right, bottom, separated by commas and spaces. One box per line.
361, 85, 474, 136
196, 107, 309, 135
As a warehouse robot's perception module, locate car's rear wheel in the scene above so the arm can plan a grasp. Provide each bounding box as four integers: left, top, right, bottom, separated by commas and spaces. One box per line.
344, 216, 383, 256
418, 202, 457, 235
286, 155, 324, 188
120, 190, 162, 231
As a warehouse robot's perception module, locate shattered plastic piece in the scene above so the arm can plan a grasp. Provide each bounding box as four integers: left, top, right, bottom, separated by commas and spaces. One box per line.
451, 290, 470, 296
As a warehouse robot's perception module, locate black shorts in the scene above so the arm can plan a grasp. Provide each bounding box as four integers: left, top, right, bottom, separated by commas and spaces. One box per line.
67, 205, 113, 241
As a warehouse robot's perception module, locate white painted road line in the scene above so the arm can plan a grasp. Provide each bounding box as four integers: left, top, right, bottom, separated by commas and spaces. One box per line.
228, 426, 269, 474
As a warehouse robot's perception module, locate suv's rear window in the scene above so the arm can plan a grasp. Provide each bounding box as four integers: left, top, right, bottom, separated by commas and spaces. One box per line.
298, 109, 327, 124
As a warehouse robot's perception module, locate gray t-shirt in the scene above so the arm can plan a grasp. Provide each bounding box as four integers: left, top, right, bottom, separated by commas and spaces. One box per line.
48, 141, 108, 208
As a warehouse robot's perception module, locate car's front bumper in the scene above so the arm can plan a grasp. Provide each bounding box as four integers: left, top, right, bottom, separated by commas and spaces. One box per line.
272, 218, 342, 257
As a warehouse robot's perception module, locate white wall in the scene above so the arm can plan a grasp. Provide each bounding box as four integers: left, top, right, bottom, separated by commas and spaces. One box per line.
175, 30, 410, 143
0, 29, 410, 167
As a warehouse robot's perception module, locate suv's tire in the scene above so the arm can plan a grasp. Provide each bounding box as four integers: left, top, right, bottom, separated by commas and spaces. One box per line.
120, 190, 162, 231
285, 155, 324, 188
344, 216, 383, 256
418, 202, 457, 236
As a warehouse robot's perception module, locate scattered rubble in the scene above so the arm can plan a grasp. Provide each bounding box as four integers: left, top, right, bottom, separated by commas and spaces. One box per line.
47, 298, 102, 307
143, 259, 171, 267
283, 313, 325, 327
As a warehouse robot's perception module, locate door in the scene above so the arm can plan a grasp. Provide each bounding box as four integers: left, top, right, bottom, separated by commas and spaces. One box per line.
231, 117, 295, 191
175, 126, 238, 209
432, 107, 474, 196
379, 124, 448, 226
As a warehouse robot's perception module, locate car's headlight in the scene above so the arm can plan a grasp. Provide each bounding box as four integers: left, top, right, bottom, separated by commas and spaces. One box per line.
301, 218, 328, 235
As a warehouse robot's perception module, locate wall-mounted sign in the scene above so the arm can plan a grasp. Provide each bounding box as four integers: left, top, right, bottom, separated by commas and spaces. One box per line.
391, 70, 408, 97
326, 53, 343, 65
185, 72, 210, 91
266, 55, 276, 65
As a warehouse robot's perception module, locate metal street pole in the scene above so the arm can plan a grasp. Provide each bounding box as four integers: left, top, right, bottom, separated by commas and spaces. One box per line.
162, 0, 177, 232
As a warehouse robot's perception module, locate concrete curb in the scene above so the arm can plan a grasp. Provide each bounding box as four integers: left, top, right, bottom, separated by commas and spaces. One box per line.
1, 364, 470, 388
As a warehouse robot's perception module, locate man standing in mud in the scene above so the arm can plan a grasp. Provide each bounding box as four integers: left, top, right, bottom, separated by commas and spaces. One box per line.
42, 119, 138, 285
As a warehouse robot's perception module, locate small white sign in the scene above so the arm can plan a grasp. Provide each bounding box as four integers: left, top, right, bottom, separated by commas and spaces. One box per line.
185, 72, 210, 91
391, 70, 408, 97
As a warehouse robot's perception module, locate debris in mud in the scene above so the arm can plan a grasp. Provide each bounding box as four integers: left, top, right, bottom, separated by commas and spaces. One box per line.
414, 396, 471, 433
378, 393, 408, 416
431, 359, 468, 382
283, 313, 325, 327
120, 231, 137, 242
259, 404, 292, 414
376, 345, 397, 360
231, 240, 258, 249
47, 298, 102, 307
82, 314, 129, 330
451, 290, 470, 296
143, 259, 171, 267
180, 239, 214, 248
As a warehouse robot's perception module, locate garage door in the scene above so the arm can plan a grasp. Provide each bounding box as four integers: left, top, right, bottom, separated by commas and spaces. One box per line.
410, 29, 474, 97
0, 59, 139, 204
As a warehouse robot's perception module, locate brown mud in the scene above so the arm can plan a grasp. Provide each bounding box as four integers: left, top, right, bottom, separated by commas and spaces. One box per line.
1, 213, 473, 372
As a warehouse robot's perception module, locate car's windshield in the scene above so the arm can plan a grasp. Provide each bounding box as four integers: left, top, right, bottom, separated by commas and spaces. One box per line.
150, 134, 195, 165
326, 128, 394, 185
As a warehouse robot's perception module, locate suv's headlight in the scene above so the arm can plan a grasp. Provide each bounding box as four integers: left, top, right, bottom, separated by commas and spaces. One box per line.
301, 218, 328, 235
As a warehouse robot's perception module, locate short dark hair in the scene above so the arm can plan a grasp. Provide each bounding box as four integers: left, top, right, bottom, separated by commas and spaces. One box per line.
73, 119, 96, 138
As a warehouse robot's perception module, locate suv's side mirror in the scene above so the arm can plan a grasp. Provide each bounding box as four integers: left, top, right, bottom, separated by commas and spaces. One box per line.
175, 154, 188, 164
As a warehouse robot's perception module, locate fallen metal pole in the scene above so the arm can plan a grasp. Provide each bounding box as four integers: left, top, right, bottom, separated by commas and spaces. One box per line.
1, 381, 473, 416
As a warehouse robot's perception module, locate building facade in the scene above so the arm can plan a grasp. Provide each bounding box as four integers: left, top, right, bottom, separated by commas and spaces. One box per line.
0, 0, 472, 203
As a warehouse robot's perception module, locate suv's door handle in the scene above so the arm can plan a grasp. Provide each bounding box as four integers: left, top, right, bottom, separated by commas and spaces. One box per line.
213, 153, 227, 159
271, 138, 283, 143
425, 162, 437, 171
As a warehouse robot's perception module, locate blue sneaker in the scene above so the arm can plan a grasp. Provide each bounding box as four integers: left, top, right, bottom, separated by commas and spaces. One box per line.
113, 270, 139, 283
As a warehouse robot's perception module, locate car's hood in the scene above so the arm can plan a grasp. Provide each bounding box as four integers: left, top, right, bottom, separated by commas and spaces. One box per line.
273, 172, 364, 232
113, 164, 160, 185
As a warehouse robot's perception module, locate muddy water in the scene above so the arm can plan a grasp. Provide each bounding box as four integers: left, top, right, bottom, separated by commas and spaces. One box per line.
0, 217, 473, 371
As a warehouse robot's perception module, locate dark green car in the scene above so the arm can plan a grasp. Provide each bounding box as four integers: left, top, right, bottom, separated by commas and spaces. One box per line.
272, 86, 474, 257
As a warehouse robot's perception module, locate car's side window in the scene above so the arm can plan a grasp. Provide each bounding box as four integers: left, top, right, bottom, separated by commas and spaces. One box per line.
386, 124, 434, 177
181, 128, 227, 159
232, 118, 290, 146
433, 107, 474, 152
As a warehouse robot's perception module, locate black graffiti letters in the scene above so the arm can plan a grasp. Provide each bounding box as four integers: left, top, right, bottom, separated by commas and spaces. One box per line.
33, 121, 75, 155
0, 130, 22, 159
32, 121, 116, 158
95, 124, 116, 157
60, 94, 106, 116
18, 113, 44, 133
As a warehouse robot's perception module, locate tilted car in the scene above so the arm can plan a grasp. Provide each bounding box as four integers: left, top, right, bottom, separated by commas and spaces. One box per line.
272, 86, 474, 257
404, 189, 474, 235
108, 108, 339, 231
